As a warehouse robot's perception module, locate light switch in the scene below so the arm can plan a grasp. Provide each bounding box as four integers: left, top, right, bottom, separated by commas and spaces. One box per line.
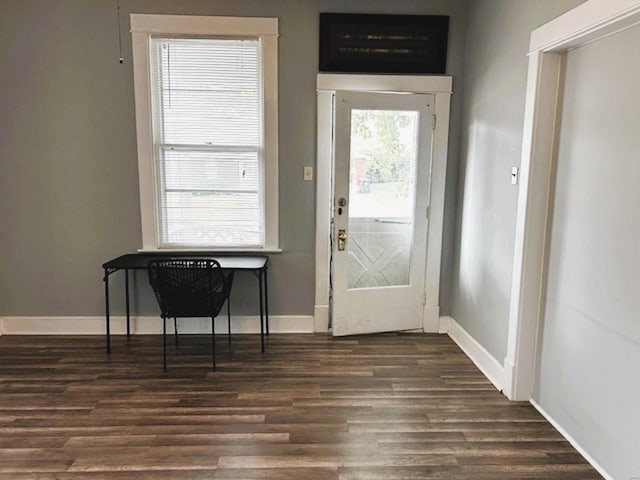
304, 166, 313, 181
511, 166, 519, 185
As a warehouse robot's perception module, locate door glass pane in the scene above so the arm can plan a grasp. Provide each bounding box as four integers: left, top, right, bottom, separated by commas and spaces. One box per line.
347, 109, 419, 289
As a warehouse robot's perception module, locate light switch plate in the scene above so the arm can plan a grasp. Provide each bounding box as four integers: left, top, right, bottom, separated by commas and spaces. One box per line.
304, 166, 313, 181
511, 166, 519, 185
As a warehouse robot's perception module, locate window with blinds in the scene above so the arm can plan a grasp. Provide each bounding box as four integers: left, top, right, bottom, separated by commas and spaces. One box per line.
150, 37, 265, 248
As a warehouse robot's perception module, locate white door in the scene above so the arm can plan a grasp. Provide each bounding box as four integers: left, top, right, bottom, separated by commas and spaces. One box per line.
332, 91, 434, 336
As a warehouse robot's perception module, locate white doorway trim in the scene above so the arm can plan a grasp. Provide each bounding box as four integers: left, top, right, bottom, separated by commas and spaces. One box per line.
505, 0, 640, 400
314, 74, 452, 333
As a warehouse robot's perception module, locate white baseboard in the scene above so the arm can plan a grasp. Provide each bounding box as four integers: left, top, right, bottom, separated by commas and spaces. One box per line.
0, 315, 314, 335
439, 316, 505, 392
314, 304, 329, 332
502, 357, 517, 400
438, 315, 452, 334
530, 400, 614, 480
422, 304, 440, 332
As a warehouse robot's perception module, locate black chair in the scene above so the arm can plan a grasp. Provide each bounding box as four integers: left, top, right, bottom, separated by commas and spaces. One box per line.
148, 258, 234, 372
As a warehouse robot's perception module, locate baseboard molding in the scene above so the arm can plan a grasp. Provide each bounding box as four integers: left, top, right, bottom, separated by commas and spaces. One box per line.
440, 316, 505, 392
0, 315, 315, 335
438, 315, 452, 334
314, 304, 329, 332
530, 400, 614, 480
422, 304, 440, 332
502, 357, 517, 400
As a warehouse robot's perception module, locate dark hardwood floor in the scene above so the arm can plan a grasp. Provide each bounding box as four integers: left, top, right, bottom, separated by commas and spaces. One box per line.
0, 333, 602, 479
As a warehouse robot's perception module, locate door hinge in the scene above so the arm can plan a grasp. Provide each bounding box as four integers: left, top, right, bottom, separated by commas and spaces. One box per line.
432, 114, 437, 131
426, 205, 430, 219
422, 291, 427, 306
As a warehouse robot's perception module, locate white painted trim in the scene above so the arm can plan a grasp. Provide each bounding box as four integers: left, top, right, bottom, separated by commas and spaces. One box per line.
131, 28, 157, 250
442, 317, 505, 392
502, 357, 516, 399
137, 248, 283, 254
314, 90, 333, 333
506, 0, 640, 401
530, 400, 615, 480
422, 91, 452, 333
506, 51, 564, 401
130, 14, 279, 36
315, 75, 452, 335
262, 32, 280, 251
317, 74, 452, 94
314, 305, 329, 332
0, 316, 314, 335
529, 0, 640, 53
130, 14, 279, 251
438, 315, 452, 334
422, 305, 440, 333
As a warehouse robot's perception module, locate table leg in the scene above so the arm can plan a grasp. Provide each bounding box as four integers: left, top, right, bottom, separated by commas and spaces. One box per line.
227, 290, 232, 345
211, 316, 216, 371
258, 271, 265, 353
163, 317, 167, 372
264, 266, 269, 336
104, 269, 111, 354
125, 269, 131, 337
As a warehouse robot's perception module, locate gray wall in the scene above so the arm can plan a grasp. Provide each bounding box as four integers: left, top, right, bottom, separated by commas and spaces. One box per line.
0, 0, 468, 318
450, 0, 586, 361
534, 25, 640, 479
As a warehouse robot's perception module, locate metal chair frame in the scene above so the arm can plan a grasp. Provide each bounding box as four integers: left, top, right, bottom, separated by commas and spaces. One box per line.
148, 258, 234, 372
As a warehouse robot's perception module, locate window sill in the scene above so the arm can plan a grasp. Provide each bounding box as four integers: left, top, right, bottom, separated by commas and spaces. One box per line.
137, 247, 283, 254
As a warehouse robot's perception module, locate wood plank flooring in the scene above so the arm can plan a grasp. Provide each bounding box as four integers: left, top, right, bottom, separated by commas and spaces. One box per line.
0, 333, 602, 479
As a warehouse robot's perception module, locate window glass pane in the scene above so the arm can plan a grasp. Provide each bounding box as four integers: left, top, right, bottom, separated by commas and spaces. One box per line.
153, 38, 261, 146
157, 149, 263, 247
150, 37, 264, 247
162, 191, 262, 247
162, 149, 259, 193
347, 109, 419, 289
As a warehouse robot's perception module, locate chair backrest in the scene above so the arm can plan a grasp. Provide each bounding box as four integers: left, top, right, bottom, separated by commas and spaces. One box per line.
148, 258, 233, 319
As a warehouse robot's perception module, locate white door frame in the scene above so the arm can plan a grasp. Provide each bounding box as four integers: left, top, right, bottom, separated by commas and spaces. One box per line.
314, 74, 452, 333
505, 0, 640, 400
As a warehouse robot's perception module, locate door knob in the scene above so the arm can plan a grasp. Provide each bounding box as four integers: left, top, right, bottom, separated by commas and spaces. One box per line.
337, 229, 347, 251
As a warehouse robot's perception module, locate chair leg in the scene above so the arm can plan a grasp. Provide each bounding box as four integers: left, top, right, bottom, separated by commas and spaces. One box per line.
174, 317, 178, 346
163, 317, 167, 372
211, 317, 216, 371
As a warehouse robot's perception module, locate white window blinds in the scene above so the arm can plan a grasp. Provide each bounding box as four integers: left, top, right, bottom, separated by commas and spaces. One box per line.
150, 37, 264, 247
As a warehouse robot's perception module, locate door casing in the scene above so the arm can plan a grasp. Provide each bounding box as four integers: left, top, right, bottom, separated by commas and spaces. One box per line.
506, 0, 640, 401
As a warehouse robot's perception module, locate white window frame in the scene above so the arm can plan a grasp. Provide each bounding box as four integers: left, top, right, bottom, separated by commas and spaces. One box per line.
131, 14, 279, 251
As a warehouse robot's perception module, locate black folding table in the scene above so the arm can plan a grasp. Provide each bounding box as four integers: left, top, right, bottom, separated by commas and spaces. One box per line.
102, 253, 269, 354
